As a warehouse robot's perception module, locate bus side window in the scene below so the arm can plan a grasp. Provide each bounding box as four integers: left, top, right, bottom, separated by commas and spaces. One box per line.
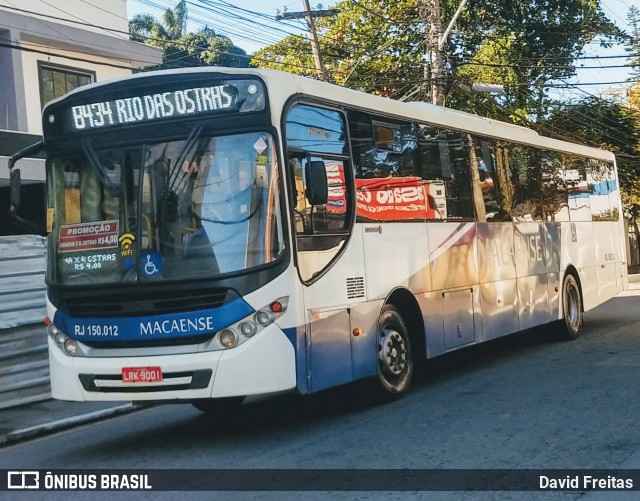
290, 154, 347, 235
285, 103, 352, 280
289, 156, 307, 234
509, 144, 544, 222
418, 126, 473, 220
562, 152, 592, 222
540, 151, 569, 222
347, 110, 426, 223
472, 138, 510, 222
347, 109, 376, 178
588, 160, 618, 222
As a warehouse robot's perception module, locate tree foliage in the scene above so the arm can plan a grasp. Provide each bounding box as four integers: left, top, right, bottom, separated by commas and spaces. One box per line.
453, 0, 621, 120
163, 28, 250, 68
129, 0, 188, 44
253, 0, 640, 199
253, 0, 621, 121
253, 1, 424, 95
626, 6, 640, 78
129, 0, 249, 69
546, 98, 640, 197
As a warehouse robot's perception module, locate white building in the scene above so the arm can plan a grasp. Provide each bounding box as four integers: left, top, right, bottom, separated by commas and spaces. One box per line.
0, 0, 162, 234
0, 0, 161, 334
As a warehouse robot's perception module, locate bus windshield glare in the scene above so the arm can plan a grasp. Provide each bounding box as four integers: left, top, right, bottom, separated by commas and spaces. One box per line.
47, 130, 285, 285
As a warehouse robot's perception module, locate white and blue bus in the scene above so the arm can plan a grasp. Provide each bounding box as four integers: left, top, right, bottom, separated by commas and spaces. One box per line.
9, 67, 626, 411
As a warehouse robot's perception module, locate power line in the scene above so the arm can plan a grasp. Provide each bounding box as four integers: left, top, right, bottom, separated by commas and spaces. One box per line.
459, 61, 639, 70
135, 0, 286, 47
2, 0, 325, 73
0, 3, 130, 37
0, 40, 135, 70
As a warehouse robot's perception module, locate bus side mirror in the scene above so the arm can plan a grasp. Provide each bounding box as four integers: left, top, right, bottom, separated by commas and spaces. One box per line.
8, 140, 44, 214
305, 160, 328, 206
10, 168, 21, 212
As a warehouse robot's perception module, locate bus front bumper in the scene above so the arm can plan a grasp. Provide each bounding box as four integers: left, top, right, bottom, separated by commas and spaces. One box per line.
48, 324, 296, 402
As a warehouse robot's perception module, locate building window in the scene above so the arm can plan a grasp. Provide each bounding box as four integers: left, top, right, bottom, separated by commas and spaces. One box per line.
38, 63, 94, 108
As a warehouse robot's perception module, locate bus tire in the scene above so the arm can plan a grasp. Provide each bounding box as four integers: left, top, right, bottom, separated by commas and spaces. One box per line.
372, 305, 413, 398
192, 396, 245, 416
560, 272, 583, 340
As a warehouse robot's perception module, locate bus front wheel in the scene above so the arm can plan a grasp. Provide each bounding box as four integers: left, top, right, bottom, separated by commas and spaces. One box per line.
560, 273, 583, 340
373, 305, 413, 397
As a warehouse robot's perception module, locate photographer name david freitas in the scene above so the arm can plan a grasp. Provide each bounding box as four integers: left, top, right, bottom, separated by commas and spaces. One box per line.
540, 475, 633, 490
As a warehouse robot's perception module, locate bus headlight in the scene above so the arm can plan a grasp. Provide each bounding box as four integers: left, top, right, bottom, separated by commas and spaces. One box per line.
254, 310, 273, 327
47, 323, 82, 356
63, 339, 78, 356
219, 329, 238, 348
215, 296, 288, 349
48, 323, 69, 346
239, 321, 257, 337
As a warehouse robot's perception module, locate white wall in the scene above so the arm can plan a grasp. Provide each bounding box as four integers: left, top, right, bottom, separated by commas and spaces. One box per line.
20, 49, 134, 135
0, 0, 129, 35
0, 1, 162, 137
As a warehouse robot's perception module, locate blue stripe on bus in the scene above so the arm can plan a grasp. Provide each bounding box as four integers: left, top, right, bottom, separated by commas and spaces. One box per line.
567, 180, 618, 198
55, 297, 254, 342
282, 326, 310, 394
591, 179, 618, 195
568, 192, 589, 199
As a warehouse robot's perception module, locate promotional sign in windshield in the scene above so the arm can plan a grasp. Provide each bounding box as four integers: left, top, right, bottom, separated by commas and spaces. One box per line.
58, 220, 119, 253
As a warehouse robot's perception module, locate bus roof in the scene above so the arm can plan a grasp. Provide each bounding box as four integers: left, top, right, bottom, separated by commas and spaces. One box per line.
50, 66, 615, 163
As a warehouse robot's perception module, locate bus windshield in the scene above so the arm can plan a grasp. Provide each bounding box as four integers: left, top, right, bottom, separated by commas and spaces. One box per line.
48, 130, 285, 286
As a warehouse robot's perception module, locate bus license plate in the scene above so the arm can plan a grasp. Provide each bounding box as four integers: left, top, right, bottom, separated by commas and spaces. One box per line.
121, 366, 162, 383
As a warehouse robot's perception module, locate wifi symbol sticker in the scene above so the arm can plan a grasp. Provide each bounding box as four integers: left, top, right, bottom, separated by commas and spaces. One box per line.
118, 233, 136, 250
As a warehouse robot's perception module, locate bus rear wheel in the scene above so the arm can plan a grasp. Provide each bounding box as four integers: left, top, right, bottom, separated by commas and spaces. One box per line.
192, 396, 245, 416
560, 273, 583, 340
373, 305, 413, 398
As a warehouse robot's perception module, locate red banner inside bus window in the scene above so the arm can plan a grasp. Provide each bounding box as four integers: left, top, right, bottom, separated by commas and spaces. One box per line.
324, 164, 443, 221
356, 177, 435, 221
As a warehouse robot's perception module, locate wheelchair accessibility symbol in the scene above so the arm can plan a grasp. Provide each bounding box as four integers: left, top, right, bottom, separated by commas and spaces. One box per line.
141, 251, 162, 278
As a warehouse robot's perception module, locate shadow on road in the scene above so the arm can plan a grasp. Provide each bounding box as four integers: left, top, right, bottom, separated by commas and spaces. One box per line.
91, 292, 640, 454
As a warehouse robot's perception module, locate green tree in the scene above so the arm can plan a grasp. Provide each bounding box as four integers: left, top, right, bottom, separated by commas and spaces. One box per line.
253, 0, 620, 121
164, 28, 250, 68
129, 0, 188, 44
129, 1, 249, 69
546, 97, 640, 199
253, 1, 424, 95
451, 0, 621, 121
626, 6, 640, 77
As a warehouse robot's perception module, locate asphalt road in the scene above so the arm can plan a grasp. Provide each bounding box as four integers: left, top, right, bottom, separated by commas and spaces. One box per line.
2, 287, 640, 500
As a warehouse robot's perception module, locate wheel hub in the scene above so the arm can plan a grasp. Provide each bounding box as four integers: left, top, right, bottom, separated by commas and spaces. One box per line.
379, 328, 407, 376
567, 285, 580, 326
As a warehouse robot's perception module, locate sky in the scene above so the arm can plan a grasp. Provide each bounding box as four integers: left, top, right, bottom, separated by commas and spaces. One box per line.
127, 0, 307, 54
563, 0, 637, 101
126, 0, 638, 100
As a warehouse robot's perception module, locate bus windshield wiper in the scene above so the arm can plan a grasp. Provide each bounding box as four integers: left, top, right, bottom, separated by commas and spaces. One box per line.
166, 125, 203, 194
81, 140, 119, 197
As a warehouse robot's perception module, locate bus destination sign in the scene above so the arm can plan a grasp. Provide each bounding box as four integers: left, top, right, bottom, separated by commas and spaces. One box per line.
69, 84, 238, 131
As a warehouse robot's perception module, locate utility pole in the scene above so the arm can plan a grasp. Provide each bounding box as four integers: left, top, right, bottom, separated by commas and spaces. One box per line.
276, 2, 339, 81
421, 0, 467, 105
427, 0, 445, 105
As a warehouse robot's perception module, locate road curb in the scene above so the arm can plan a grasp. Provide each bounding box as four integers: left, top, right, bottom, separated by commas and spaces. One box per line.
0, 404, 140, 446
